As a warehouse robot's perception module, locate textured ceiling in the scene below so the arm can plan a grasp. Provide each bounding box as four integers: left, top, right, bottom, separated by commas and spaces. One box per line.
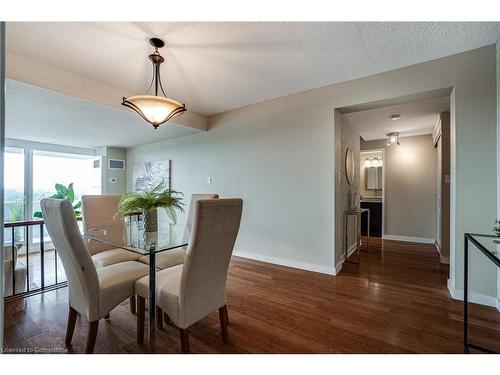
6, 22, 500, 117
345, 96, 450, 141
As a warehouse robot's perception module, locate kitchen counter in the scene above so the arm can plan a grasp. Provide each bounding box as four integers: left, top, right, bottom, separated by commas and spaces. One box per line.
361, 196, 382, 203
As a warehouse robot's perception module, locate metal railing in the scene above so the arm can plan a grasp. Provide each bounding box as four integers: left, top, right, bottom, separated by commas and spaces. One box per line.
3, 217, 82, 300
3, 213, 143, 301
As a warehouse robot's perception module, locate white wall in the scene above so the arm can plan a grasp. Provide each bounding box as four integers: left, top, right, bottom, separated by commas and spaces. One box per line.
128, 45, 498, 301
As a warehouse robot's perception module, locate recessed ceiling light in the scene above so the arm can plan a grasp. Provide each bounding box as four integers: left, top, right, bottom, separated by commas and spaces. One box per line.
391, 114, 401, 121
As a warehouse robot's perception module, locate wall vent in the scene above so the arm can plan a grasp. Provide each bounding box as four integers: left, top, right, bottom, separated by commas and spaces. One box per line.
108, 159, 125, 170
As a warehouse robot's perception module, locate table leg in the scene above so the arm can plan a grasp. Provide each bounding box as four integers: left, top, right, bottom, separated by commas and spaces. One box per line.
343, 212, 347, 263
463, 234, 469, 354
148, 251, 156, 353
367, 209, 370, 250
356, 213, 360, 263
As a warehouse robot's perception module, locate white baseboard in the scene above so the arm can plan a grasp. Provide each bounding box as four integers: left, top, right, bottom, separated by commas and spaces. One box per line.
334, 243, 358, 275
383, 234, 436, 244
233, 251, 336, 276
447, 278, 500, 311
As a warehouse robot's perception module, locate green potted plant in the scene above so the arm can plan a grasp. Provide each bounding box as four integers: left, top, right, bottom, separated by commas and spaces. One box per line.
494, 220, 500, 243
118, 183, 184, 233
8, 198, 24, 243
33, 183, 81, 218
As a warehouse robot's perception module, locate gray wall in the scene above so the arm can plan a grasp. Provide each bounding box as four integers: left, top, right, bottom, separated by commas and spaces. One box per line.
99, 146, 127, 195
340, 117, 360, 260
128, 45, 498, 299
497, 38, 500, 308
362, 135, 437, 241
127, 95, 336, 274
0, 21, 5, 352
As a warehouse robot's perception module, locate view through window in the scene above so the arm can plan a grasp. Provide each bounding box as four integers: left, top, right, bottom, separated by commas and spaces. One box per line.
3, 145, 102, 291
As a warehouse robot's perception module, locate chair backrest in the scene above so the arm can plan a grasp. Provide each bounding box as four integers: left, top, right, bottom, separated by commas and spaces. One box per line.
186, 193, 219, 231
179, 198, 242, 327
81, 195, 123, 255
3, 243, 22, 263
41, 198, 99, 319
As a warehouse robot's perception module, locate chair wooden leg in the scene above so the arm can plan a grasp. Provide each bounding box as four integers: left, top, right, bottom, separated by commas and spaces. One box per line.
85, 321, 99, 354
219, 305, 229, 344
129, 296, 137, 315
136, 296, 146, 344
163, 312, 171, 325
156, 306, 164, 330
224, 305, 229, 325
179, 328, 190, 353
65, 306, 78, 346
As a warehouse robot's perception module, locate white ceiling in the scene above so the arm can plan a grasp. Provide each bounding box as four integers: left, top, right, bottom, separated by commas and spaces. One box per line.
6, 22, 500, 118
345, 96, 450, 141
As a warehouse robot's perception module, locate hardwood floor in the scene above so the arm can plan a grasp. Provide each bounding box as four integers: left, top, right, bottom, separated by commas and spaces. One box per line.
3, 238, 500, 353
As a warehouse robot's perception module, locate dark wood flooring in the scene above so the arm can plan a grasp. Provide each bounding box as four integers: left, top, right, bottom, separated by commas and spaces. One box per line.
3, 238, 500, 353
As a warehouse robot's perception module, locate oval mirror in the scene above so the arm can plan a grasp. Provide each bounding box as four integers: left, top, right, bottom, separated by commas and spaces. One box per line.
345, 147, 355, 185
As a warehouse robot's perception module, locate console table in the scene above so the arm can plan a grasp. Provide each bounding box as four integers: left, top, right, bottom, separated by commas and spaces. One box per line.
463, 233, 500, 354
343, 208, 370, 264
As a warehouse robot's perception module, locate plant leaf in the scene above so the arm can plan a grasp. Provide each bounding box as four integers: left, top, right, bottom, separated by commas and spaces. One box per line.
55, 183, 68, 197
73, 201, 81, 210
67, 183, 75, 203
33, 211, 43, 218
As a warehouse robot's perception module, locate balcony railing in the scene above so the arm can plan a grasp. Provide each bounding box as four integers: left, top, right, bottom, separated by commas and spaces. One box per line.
3, 217, 82, 300
3, 212, 143, 301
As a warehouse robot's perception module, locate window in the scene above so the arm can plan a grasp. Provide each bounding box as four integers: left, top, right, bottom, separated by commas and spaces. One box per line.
32, 151, 101, 217
3, 147, 25, 244
3, 143, 102, 244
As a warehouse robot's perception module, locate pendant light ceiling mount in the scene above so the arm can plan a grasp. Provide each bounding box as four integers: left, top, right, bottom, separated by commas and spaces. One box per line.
122, 37, 186, 129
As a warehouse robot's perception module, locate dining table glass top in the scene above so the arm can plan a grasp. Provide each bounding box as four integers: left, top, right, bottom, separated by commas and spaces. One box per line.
83, 222, 190, 255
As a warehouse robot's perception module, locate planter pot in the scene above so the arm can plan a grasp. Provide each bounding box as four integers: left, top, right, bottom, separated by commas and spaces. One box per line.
144, 209, 158, 233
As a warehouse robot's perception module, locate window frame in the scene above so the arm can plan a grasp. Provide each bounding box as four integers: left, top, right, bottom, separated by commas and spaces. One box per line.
4, 138, 101, 246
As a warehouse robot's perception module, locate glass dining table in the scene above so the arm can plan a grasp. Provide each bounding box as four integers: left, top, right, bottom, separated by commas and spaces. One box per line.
83, 220, 190, 352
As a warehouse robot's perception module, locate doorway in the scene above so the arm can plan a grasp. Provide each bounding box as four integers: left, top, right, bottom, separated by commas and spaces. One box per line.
335, 89, 453, 284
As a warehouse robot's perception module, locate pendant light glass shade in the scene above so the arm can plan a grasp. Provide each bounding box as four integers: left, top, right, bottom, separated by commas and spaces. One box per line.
122, 95, 186, 128
122, 38, 186, 129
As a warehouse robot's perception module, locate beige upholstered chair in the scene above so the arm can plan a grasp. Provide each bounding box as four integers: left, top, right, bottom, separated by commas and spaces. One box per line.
41, 198, 149, 353
3, 244, 27, 297
81, 195, 142, 268
135, 198, 242, 353
82, 195, 143, 313
137, 193, 219, 270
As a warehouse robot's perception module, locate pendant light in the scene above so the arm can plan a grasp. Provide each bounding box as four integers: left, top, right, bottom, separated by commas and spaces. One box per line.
122, 38, 186, 129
